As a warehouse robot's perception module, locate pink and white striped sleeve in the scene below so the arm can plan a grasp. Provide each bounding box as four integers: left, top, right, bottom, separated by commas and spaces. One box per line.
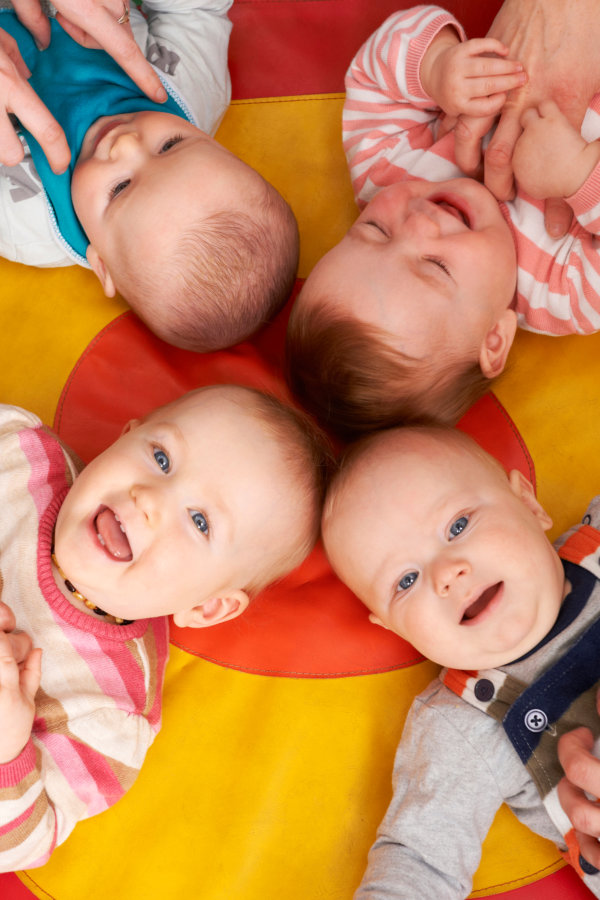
511, 156, 600, 336
0, 706, 157, 872
342, 5, 466, 206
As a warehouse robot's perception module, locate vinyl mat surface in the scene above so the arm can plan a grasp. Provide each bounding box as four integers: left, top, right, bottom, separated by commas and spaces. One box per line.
2, 1, 599, 898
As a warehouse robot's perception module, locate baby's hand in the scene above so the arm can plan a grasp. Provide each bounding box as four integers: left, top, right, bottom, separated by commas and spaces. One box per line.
513, 100, 600, 199
421, 32, 526, 119
0, 629, 41, 765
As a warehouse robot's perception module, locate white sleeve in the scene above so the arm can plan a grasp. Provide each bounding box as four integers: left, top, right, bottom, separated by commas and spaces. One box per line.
136, 0, 233, 134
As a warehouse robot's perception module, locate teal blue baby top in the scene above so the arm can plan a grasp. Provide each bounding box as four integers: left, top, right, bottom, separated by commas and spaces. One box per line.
0, 10, 193, 262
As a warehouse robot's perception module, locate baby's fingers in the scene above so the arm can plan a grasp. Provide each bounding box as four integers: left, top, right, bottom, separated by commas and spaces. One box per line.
20, 647, 42, 701
465, 68, 527, 103
8, 630, 33, 666
462, 38, 511, 60
461, 93, 508, 119
0, 599, 16, 632
0, 631, 20, 689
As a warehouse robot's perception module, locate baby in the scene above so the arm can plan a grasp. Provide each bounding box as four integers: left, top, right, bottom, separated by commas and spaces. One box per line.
286, 4, 600, 439
322, 425, 600, 898
0, 1, 298, 351
0, 384, 331, 872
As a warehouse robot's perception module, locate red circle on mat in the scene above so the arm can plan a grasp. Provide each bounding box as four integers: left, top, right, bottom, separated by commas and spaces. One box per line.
55, 304, 534, 677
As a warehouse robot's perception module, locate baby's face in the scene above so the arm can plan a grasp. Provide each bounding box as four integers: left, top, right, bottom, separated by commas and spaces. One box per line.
71, 111, 263, 314
323, 431, 565, 669
298, 178, 518, 381
53, 387, 295, 623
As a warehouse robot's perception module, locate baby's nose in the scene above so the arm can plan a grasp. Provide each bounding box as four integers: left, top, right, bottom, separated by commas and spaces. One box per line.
109, 130, 143, 160
433, 556, 470, 595
406, 198, 440, 233
130, 483, 159, 523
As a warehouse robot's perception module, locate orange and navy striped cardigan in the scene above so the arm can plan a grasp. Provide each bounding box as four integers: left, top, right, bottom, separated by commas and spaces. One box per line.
355, 504, 600, 898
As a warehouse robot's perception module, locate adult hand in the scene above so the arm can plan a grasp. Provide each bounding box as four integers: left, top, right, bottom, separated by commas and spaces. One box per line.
558, 712, 600, 871
0, 26, 69, 171
12, 0, 167, 103
453, 0, 600, 237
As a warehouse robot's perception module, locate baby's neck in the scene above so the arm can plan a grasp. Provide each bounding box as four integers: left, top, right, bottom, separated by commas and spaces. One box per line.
50, 552, 132, 625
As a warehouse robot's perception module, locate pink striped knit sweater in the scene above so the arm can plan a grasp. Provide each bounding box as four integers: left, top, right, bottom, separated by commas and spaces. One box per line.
343, 5, 600, 335
0, 406, 169, 872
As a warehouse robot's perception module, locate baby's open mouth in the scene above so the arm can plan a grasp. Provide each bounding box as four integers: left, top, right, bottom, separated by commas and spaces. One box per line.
432, 195, 471, 228
461, 582, 503, 624
94, 507, 132, 561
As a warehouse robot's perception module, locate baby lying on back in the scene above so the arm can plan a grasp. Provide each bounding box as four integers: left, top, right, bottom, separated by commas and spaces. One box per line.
0, 1, 298, 351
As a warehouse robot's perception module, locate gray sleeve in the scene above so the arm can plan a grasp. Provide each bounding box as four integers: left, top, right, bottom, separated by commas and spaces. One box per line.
354, 688, 518, 900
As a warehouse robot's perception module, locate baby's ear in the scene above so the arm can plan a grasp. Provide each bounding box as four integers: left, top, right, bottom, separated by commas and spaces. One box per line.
508, 469, 553, 531
368, 612, 388, 630
479, 308, 518, 379
121, 418, 141, 436
172, 591, 249, 629
86, 245, 116, 298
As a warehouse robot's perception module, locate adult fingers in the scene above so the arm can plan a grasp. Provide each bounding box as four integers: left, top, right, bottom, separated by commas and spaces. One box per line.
577, 829, 600, 872
0, 111, 26, 166
483, 109, 523, 201
558, 726, 600, 795
5, 79, 70, 172
544, 196, 573, 239
11, 0, 51, 50
557, 773, 600, 869
452, 113, 494, 177
55, 7, 166, 103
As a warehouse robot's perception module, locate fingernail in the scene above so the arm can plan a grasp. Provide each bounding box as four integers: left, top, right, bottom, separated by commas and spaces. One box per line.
579, 854, 600, 875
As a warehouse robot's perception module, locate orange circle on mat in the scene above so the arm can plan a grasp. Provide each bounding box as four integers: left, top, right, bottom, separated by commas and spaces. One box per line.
55, 304, 534, 677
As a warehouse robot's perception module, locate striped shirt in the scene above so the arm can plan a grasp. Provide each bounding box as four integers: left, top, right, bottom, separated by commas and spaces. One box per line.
0, 406, 169, 872
343, 5, 600, 335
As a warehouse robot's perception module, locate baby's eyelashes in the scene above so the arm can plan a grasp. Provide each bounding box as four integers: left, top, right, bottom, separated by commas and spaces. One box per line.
109, 179, 131, 200
159, 135, 184, 153
424, 255, 451, 276
364, 219, 388, 237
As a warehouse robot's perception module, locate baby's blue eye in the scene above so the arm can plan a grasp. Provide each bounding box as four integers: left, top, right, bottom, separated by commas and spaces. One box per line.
190, 510, 209, 535
449, 516, 468, 538
397, 571, 418, 592
153, 448, 170, 472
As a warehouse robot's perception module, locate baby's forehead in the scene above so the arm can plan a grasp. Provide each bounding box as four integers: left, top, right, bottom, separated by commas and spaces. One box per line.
336, 430, 499, 506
